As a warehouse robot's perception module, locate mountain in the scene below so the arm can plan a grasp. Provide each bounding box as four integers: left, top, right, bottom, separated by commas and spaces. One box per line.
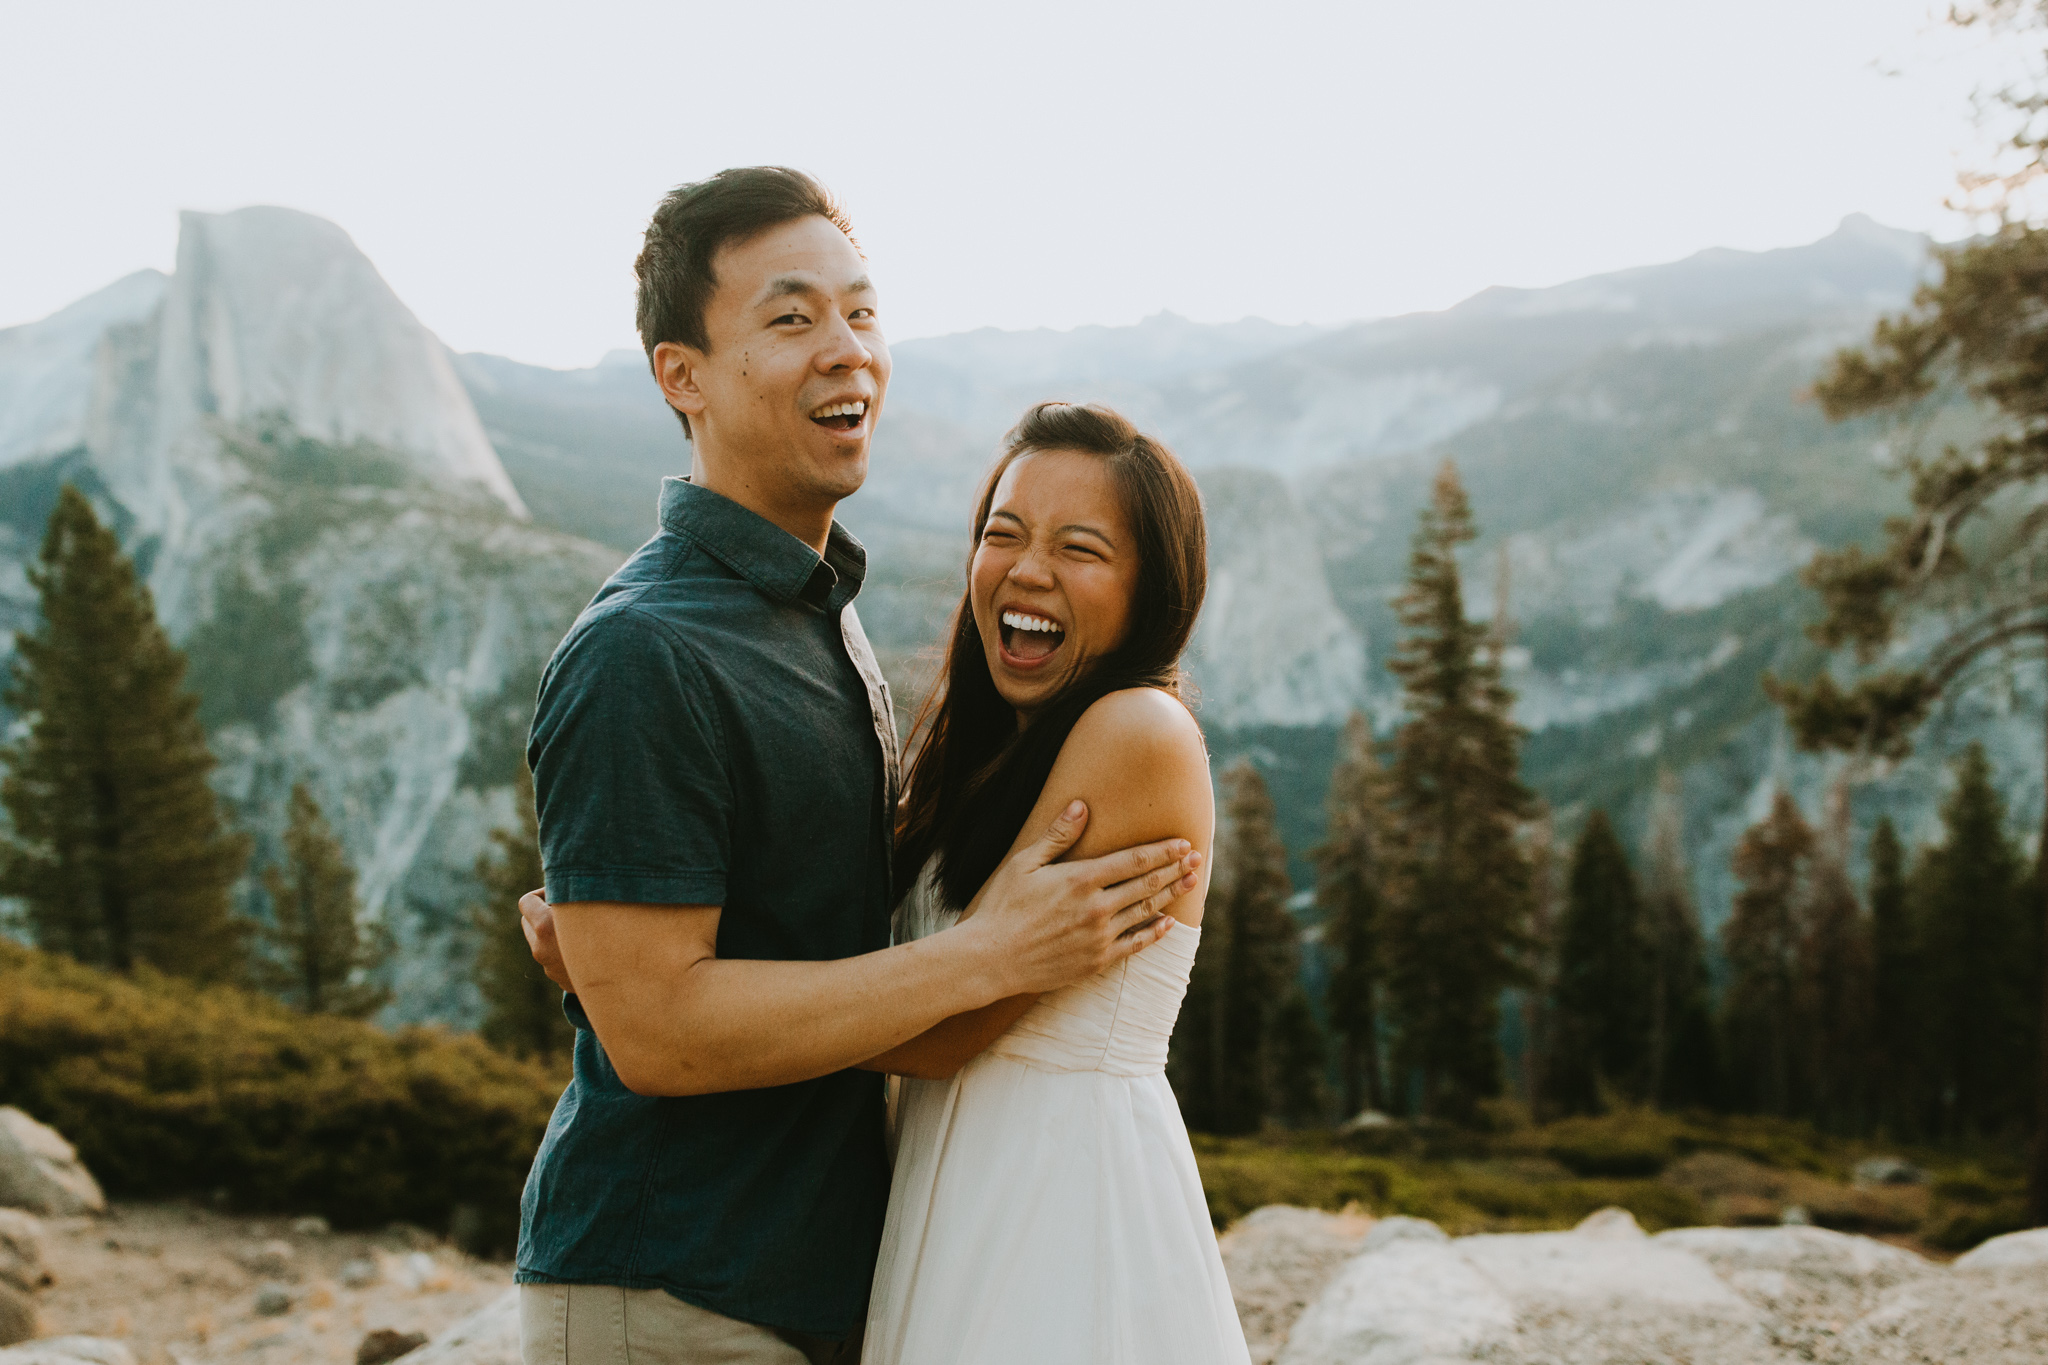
2, 207, 2029, 1025
456, 215, 2037, 929
0, 207, 618, 1021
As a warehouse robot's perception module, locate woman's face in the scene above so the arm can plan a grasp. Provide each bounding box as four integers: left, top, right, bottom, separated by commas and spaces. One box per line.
970, 448, 1140, 722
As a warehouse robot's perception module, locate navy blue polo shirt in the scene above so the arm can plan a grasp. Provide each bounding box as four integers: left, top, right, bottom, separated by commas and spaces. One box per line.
516, 476, 899, 1340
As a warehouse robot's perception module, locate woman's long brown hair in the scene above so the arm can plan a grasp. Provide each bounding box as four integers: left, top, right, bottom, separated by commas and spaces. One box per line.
895, 402, 1208, 911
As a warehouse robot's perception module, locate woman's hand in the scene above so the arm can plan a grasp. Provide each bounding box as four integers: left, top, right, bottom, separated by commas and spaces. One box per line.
520, 889, 578, 993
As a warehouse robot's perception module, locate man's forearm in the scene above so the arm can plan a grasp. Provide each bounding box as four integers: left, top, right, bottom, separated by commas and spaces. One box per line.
572, 922, 1008, 1097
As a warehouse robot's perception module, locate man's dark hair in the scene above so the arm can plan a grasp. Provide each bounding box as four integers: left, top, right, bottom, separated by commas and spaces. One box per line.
635, 167, 856, 437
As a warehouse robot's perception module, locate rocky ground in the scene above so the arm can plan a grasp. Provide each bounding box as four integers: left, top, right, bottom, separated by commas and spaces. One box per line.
7, 1201, 2048, 1365
23, 1204, 510, 1365
1223, 1205, 2048, 1365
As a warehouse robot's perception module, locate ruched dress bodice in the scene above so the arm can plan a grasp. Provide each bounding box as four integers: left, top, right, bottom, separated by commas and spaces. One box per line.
895, 861, 1198, 1078
867, 863, 1249, 1365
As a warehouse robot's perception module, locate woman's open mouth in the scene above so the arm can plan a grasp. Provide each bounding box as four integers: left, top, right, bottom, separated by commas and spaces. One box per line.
809, 399, 868, 433
999, 609, 1065, 666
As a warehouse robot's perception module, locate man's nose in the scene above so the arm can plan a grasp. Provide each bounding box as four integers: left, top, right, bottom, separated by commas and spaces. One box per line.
816, 314, 874, 373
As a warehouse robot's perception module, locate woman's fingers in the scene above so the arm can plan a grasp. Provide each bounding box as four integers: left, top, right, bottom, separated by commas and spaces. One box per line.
1104, 851, 1202, 934
1114, 914, 1176, 956
1017, 800, 1090, 871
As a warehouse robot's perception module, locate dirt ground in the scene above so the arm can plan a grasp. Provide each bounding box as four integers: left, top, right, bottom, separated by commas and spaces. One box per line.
27, 1203, 512, 1365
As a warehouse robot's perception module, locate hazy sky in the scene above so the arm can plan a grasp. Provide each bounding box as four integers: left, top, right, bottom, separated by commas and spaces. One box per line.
0, 1, 2026, 369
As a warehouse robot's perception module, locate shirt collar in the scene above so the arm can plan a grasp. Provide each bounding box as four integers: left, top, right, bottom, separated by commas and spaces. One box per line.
657, 477, 867, 609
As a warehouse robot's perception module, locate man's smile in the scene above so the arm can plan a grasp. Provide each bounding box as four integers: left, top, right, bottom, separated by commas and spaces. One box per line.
809, 398, 869, 432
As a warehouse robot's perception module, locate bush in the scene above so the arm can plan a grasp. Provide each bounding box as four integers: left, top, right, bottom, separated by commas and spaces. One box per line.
1188, 1133, 1704, 1232
0, 942, 564, 1250
1923, 1200, 2033, 1251
1529, 1111, 1686, 1176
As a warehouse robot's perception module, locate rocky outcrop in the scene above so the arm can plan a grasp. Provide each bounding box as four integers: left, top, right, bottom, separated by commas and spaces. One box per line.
1833, 1228, 2048, 1363
390, 1287, 518, 1365
0, 1112, 102, 1220
0, 211, 622, 1023
1243, 1205, 2044, 1365
0, 1212, 49, 1296
0, 1339, 133, 1365
1187, 469, 1365, 728
1218, 1205, 1371, 1364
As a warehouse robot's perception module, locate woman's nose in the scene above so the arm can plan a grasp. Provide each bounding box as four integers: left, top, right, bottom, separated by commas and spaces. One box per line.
1008, 550, 1056, 589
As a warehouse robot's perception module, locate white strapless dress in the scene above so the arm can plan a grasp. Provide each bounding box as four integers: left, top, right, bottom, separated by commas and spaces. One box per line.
863, 864, 1252, 1364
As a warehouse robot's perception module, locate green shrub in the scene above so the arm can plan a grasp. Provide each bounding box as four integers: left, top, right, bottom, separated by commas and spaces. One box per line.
1445, 1166, 1703, 1231
1529, 1111, 1687, 1176
1189, 1134, 1705, 1232
1923, 1200, 2033, 1251
1931, 1168, 2013, 1205
0, 942, 563, 1250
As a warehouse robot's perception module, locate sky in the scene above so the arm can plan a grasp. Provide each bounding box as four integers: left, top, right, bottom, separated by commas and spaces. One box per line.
0, 1, 2031, 370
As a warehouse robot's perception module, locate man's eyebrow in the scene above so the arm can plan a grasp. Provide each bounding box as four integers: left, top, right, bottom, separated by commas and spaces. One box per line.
756, 274, 876, 305
757, 275, 825, 305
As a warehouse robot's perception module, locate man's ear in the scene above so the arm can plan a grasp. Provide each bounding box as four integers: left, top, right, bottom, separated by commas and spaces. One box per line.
652, 341, 708, 426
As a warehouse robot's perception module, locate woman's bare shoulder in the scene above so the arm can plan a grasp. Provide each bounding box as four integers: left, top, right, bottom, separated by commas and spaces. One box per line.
1045, 688, 1212, 851
1065, 686, 1206, 763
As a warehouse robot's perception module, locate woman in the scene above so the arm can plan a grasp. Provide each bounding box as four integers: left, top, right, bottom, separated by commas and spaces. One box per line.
859, 402, 1250, 1364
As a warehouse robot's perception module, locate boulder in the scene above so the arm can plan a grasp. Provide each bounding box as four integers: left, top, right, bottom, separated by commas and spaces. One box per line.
1218, 1206, 1372, 1364
0, 1339, 134, 1365
1656, 1224, 1933, 1360
1457, 1210, 1785, 1365
1356, 1216, 1449, 1252
357, 1328, 429, 1365
1833, 1240, 2048, 1365
230, 1240, 298, 1279
389, 1287, 519, 1365
0, 1212, 49, 1294
1852, 1156, 1926, 1187
1277, 1222, 1515, 1365
0, 1112, 103, 1218
1952, 1228, 2048, 1272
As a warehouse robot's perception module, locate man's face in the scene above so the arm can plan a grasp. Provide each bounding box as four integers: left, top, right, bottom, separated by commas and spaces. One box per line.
657, 215, 889, 515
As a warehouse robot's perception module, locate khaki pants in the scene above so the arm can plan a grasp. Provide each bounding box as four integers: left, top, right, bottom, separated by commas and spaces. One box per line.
519, 1284, 862, 1365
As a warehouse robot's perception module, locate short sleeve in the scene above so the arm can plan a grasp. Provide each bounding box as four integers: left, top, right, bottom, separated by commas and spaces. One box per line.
528, 605, 731, 907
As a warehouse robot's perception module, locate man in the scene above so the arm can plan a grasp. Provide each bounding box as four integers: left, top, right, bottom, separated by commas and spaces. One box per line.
514, 167, 1201, 1365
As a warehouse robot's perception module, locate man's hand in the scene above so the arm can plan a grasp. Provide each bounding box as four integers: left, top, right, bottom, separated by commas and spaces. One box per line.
520, 889, 576, 992
955, 800, 1201, 998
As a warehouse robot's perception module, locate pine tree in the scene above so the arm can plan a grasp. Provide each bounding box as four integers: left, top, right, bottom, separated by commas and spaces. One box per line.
1768, 221, 2048, 1218
471, 767, 574, 1061
1269, 987, 1330, 1128
1379, 460, 1534, 1121
1547, 810, 1653, 1114
254, 781, 390, 1017
1316, 710, 1387, 1119
1521, 807, 1560, 1119
1912, 744, 2030, 1139
1210, 759, 1298, 1134
1793, 777, 1877, 1133
0, 485, 250, 980
1867, 815, 1919, 1135
1722, 790, 1814, 1117
1641, 770, 1718, 1110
